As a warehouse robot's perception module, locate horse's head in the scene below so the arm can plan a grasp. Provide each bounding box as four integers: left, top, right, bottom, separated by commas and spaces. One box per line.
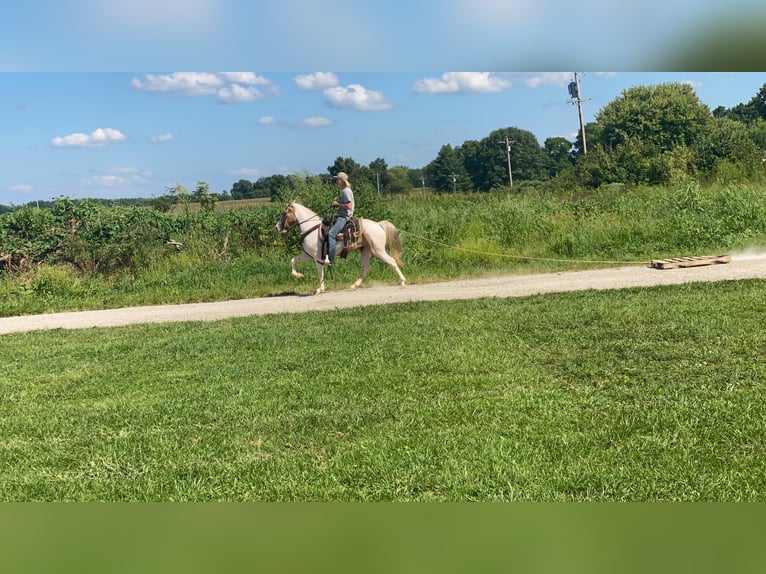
275, 201, 296, 234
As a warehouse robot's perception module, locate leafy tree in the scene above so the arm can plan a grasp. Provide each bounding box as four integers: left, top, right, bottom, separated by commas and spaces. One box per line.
327, 157, 362, 179
425, 144, 472, 192
387, 166, 414, 195
230, 179, 255, 200
461, 127, 547, 190
543, 136, 574, 177
369, 157, 389, 192
583, 83, 714, 185
167, 183, 190, 216
194, 181, 218, 212
593, 83, 713, 153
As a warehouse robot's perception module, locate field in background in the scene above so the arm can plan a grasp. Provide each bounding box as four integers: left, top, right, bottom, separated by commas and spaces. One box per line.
170, 197, 271, 214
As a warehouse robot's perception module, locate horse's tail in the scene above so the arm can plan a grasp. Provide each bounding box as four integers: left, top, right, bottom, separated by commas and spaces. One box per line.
378, 220, 404, 267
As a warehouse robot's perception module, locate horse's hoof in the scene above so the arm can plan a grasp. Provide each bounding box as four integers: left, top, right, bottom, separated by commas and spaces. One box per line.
296, 273, 304, 280
399, 281, 406, 288
314, 288, 324, 295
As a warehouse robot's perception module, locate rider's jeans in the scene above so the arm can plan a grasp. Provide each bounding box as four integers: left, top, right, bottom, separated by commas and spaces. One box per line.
327, 217, 347, 263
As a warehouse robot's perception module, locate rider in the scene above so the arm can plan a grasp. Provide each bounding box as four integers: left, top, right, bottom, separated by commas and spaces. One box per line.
323, 171, 355, 266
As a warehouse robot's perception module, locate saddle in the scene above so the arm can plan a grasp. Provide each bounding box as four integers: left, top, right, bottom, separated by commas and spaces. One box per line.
320, 217, 363, 259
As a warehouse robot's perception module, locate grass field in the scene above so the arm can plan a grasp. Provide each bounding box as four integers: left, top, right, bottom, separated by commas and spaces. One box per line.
2, 279, 764, 501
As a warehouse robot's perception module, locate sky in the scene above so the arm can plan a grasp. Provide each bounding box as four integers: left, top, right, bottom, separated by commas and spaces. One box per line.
3, 1, 766, 205
3, 72, 766, 205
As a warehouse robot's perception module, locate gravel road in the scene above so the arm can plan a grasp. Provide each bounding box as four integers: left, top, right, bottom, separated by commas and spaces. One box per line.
2, 255, 765, 335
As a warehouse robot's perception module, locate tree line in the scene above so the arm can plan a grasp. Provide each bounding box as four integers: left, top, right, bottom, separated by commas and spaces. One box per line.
217, 81, 766, 201
4, 81, 765, 215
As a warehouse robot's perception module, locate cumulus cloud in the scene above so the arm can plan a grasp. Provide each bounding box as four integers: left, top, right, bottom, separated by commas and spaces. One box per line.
258, 116, 276, 125
131, 72, 275, 103
219, 72, 271, 85
295, 72, 339, 91
130, 72, 223, 96
51, 128, 126, 148
323, 84, 392, 111
82, 174, 127, 187
217, 84, 263, 103
412, 72, 510, 94
302, 116, 333, 127
149, 133, 174, 143
518, 72, 574, 88
10, 184, 33, 193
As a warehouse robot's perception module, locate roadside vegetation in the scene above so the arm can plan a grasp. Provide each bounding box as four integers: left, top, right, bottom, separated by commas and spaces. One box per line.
1, 179, 766, 317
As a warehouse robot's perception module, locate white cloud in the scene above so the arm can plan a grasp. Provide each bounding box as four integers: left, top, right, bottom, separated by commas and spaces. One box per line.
217, 84, 263, 103
323, 84, 392, 111
10, 184, 33, 193
412, 72, 511, 94
51, 128, 126, 148
219, 72, 271, 85
295, 72, 339, 91
132, 72, 276, 102
82, 175, 127, 187
258, 116, 276, 125
149, 133, 174, 143
302, 116, 333, 127
519, 72, 574, 88
131, 72, 223, 96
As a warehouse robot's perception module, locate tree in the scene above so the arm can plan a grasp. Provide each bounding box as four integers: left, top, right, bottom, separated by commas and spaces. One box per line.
543, 136, 574, 177
194, 181, 217, 212
368, 157, 389, 192
461, 127, 547, 190
327, 157, 362, 180
166, 183, 190, 215
425, 144, 472, 192
230, 179, 254, 200
593, 83, 713, 153
584, 83, 714, 185
387, 166, 414, 195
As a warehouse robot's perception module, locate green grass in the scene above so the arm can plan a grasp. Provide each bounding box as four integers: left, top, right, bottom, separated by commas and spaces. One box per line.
2, 279, 765, 501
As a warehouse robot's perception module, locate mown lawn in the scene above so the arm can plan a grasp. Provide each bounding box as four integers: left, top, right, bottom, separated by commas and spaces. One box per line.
1, 279, 764, 501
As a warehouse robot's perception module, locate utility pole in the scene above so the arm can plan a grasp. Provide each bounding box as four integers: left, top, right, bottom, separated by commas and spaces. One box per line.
504, 138, 516, 187
567, 72, 590, 155
375, 172, 380, 194
451, 173, 456, 193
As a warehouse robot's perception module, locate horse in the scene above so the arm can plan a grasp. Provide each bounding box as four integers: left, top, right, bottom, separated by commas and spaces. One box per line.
275, 201, 407, 295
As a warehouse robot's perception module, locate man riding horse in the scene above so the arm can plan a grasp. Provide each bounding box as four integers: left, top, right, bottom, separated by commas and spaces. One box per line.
322, 171, 355, 266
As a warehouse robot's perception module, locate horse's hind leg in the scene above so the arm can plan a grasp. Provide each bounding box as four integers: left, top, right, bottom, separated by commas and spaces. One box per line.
370, 245, 406, 288
352, 247, 372, 289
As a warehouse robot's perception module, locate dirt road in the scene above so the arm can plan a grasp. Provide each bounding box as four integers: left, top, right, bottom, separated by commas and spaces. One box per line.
2, 255, 766, 335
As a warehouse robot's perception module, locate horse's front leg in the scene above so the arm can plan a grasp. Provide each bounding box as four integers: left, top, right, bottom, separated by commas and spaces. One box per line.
290, 252, 312, 280
352, 247, 372, 290
314, 261, 326, 295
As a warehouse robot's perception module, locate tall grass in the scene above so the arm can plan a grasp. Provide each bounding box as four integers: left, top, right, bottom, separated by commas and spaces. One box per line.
2, 181, 766, 316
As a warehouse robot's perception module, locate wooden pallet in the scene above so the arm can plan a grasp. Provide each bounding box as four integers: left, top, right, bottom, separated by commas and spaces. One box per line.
650, 254, 731, 269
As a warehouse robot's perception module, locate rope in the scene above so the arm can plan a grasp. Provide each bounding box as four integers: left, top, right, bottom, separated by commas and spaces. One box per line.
399, 229, 651, 266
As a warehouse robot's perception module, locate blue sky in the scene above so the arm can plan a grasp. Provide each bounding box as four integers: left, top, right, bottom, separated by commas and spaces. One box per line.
3, 1, 766, 205
3, 72, 766, 205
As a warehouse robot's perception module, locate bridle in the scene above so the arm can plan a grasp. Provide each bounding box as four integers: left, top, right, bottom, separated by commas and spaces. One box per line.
276, 204, 321, 234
